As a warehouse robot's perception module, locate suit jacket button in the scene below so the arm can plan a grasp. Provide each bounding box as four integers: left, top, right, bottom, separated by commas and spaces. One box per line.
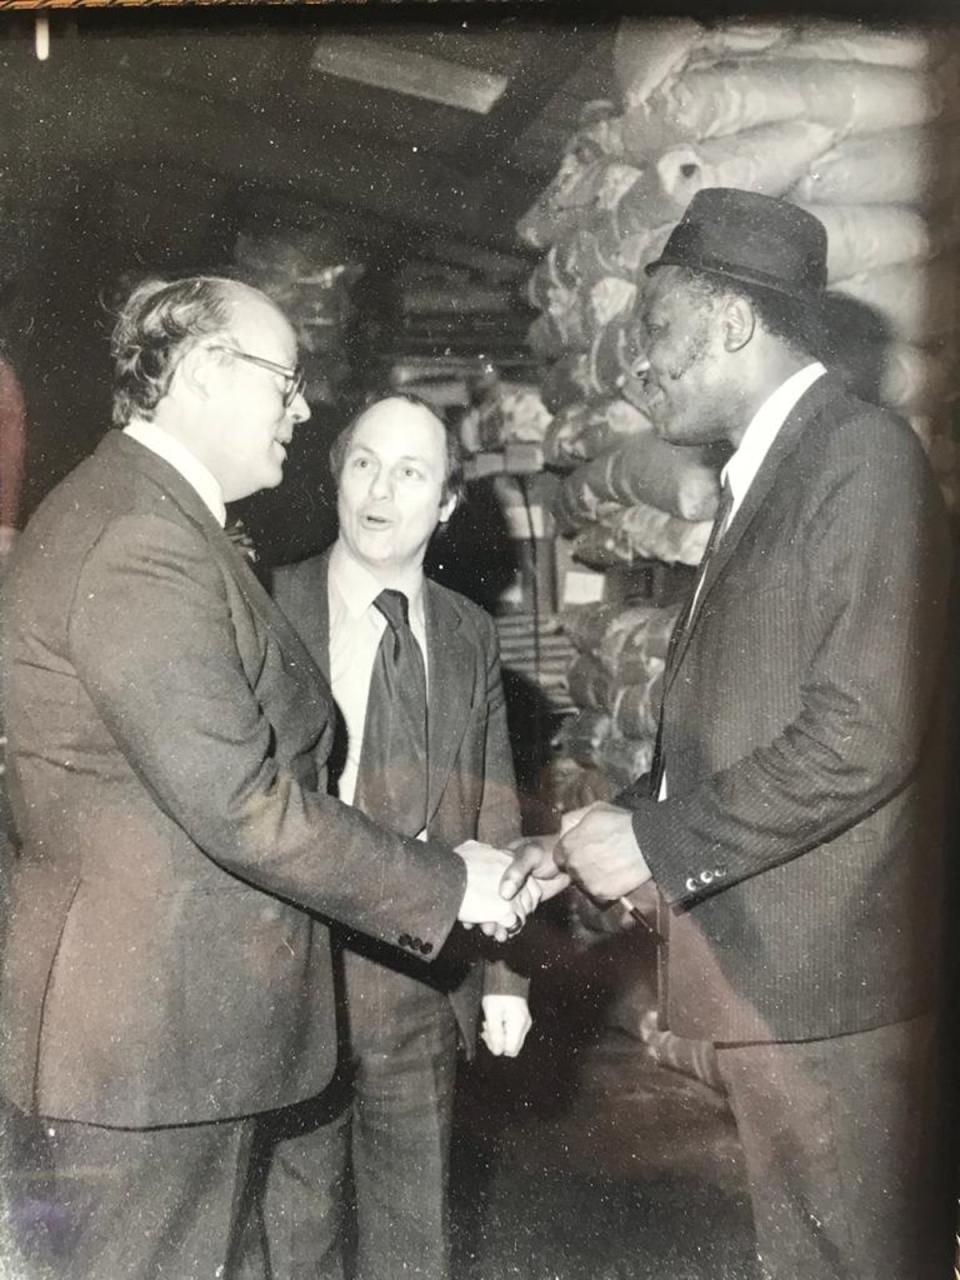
714, 868, 727, 879
700, 870, 714, 885
398, 933, 412, 948
411, 936, 424, 950
420, 941, 433, 956
684, 877, 698, 893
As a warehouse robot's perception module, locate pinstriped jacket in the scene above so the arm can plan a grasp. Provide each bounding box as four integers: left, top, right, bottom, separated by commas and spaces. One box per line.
619, 374, 952, 1044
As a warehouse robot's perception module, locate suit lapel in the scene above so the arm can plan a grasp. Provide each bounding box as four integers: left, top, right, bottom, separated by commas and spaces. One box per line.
283, 552, 332, 680
424, 581, 474, 825
666, 372, 838, 694
108, 431, 323, 681
216, 535, 326, 677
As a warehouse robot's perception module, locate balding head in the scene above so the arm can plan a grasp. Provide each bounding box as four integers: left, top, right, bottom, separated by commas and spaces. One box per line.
330, 393, 465, 508
111, 276, 279, 427
112, 275, 310, 502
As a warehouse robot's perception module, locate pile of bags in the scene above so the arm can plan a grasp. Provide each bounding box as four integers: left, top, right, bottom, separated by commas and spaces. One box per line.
523, 16, 960, 819
521, 16, 960, 510
556, 601, 681, 793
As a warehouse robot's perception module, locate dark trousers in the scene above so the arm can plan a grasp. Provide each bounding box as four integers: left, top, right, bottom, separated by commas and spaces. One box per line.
263, 950, 459, 1280
716, 1016, 947, 1280
4, 1109, 263, 1280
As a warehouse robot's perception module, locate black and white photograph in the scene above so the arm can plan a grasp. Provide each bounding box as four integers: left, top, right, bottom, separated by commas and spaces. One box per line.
0, 3, 958, 1277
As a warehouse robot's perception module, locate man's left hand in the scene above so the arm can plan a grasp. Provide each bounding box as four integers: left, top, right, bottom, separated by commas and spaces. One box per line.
556, 802, 652, 900
480, 995, 533, 1057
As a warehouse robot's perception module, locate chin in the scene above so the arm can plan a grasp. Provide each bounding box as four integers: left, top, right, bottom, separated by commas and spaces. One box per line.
260, 464, 285, 490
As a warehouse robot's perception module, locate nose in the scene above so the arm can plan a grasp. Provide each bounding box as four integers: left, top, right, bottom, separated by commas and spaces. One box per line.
289, 390, 310, 425
369, 465, 393, 500
631, 351, 650, 380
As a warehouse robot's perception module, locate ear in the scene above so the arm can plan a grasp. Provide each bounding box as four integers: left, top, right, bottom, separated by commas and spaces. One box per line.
438, 493, 458, 526
176, 344, 218, 401
722, 297, 755, 353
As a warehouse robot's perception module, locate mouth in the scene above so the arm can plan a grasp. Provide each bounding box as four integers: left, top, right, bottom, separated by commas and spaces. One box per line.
359, 510, 395, 531
620, 371, 663, 416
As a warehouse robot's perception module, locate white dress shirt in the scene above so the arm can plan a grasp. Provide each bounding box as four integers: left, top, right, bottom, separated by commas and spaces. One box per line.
721, 361, 826, 524
327, 538, 428, 814
659, 361, 826, 804
123, 419, 227, 527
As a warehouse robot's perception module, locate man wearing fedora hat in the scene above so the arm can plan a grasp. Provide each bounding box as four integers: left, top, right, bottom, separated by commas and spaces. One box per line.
507, 189, 954, 1277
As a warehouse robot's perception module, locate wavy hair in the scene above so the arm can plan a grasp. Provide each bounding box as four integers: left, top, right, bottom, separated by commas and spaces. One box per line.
110, 276, 235, 427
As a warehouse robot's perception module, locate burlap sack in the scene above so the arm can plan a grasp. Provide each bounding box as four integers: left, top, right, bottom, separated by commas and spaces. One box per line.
791, 126, 960, 206
557, 436, 719, 526
796, 203, 944, 280
572, 504, 712, 569
624, 60, 944, 162
615, 18, 788, 109
831, 257, 960, 342
544, 399, 653, 467
655, 122, 835, 214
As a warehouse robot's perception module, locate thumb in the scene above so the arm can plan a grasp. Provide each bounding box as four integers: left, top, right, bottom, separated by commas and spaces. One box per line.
499, 840, 549, 900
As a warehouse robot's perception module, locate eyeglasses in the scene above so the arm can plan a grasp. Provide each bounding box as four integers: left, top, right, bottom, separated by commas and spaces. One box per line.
209, 344, 306, 408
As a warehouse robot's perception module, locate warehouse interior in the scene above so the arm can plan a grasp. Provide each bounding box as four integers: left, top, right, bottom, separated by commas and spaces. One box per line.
0, 4, 959, 1277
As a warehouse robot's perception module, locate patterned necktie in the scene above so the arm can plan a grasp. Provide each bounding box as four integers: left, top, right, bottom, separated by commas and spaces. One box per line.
353, 589, 429, 837
225, 517, 258, 564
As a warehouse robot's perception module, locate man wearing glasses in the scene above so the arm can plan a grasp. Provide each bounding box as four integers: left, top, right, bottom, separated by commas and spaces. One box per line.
0, 275, 537, 1280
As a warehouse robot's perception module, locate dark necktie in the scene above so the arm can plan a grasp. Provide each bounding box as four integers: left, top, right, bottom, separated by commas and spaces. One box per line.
668, 477, 734, 662
653, 479, 734, 791
353, 589, 429, 837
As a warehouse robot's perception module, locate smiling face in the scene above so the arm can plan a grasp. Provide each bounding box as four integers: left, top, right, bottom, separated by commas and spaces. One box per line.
336, 398, 456, 580
199, 289, 310, 501
633, 267, 733, 447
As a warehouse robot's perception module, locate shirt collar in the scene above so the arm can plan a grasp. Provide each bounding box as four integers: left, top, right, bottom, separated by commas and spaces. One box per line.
722, 363, 826, 507
123, 419, 227, 528
329, 538, 426, 623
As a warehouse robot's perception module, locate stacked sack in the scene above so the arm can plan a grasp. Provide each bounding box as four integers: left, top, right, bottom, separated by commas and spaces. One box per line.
522, 17, 960, 511
556, 599, 682, 796
522, 16, 960, 803
521, 17, 960, 817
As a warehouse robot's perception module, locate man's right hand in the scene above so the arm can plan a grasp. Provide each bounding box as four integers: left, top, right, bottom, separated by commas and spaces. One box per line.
499, 833, 572, 905
455, 840, 542, 943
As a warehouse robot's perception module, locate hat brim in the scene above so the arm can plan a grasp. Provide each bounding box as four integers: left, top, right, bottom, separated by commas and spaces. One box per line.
645, 254, 825, 306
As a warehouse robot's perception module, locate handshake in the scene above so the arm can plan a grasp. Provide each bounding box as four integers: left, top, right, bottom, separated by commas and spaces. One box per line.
455, 801, 650, 942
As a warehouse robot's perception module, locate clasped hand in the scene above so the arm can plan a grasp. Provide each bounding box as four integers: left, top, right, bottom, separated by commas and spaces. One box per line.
455, 840, 542, 943
457, 802, 650, 940
500, 802, 650, 905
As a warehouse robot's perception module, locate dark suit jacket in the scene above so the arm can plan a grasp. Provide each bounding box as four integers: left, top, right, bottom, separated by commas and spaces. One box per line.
272, 551, 527, 1056
620, 374, 952, 1044
0, 431, 467, 1127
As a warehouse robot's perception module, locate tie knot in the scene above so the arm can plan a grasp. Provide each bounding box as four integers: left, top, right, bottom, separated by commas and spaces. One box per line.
375, 588, 409, 632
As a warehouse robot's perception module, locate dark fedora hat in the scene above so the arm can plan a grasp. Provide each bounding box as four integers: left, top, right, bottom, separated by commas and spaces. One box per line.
645, 187, 828, 303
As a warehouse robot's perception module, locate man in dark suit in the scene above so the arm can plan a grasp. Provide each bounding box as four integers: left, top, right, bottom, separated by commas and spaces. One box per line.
265, 394, 531, 1280
0, 277, 537, 1280
508, 189, 954, 1278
